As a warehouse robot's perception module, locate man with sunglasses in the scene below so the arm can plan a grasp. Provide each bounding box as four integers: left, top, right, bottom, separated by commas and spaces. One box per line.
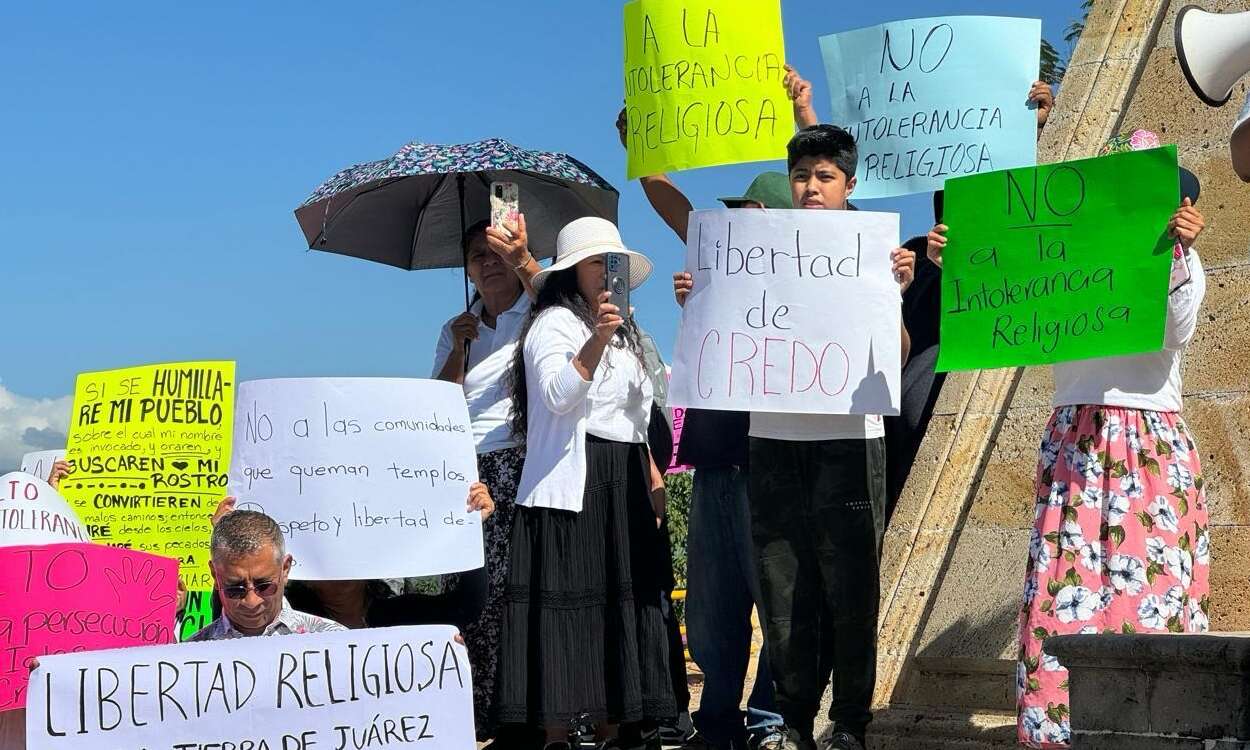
189, 510, 344, 640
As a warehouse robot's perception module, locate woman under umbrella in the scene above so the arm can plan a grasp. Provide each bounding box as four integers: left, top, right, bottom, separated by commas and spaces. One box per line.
432, 214, 538, 737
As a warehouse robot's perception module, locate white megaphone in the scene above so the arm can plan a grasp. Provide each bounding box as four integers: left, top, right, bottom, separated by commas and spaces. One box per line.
1176, 6, 1250, 106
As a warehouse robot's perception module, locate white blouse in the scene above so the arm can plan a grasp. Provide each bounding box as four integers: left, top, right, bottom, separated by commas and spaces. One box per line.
431, 293, 531, 455
514, 306, 653, 512
1052, 250, 1205, 413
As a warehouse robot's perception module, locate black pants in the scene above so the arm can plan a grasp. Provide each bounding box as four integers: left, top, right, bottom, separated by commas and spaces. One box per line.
748, 437, 886, 740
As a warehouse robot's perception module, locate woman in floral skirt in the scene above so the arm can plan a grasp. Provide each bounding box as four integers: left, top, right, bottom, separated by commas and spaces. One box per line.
928, 130, 1211, 749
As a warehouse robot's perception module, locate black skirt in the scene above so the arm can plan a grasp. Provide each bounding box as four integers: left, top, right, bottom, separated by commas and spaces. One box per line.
494, 436, 677, 727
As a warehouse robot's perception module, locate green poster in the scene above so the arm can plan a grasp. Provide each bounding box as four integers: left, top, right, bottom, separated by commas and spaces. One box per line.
936, 146, 1179, 372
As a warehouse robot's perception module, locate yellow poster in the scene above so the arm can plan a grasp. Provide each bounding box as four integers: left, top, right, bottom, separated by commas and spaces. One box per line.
62, 361, 235, 638
623, 0, 794, 179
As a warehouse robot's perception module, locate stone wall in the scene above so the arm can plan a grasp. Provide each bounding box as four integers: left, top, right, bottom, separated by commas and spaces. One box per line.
866, 0, 1250, 746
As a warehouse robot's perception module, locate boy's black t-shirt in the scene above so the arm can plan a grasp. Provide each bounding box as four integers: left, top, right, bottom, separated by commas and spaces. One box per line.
675, 408, 749, 469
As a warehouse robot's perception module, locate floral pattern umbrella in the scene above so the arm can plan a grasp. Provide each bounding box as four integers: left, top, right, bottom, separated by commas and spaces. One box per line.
295, 138, 619, 273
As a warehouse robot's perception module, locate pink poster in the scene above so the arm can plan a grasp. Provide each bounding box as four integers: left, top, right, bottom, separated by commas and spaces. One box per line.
667, 405, 692, 475
0, 543, 178, 712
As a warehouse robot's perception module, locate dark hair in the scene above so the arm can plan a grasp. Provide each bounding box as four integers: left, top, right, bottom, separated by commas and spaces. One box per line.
211, 510, 285, 561
506, 267, 645, 441
462, 219, 491, 254
787, 124, 858, 178
463, 219, 493, 306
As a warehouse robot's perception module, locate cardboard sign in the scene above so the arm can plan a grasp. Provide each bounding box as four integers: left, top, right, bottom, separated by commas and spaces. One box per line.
669, 209, 902, 415
20, 451, 67, 482
62, 361, 235, 640
623, 0, 794, 179
937, 147, 1180, 371
0, 473, 89, 547
229, 378, 484, 580
0, 543, 177, 712
26, 625, 474, 750
820, 15, 1041, 199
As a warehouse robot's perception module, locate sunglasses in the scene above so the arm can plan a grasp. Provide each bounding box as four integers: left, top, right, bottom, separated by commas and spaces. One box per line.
221, 579, 280, 600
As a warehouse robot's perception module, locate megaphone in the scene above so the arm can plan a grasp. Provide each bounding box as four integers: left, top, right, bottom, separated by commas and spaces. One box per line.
1176, 6, 1250, 107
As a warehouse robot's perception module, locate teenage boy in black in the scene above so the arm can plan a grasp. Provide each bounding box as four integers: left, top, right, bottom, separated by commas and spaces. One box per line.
676, 126, 915, 750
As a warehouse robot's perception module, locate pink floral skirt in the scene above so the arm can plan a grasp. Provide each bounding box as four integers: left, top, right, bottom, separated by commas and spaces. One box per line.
1016, 405, 1210, 748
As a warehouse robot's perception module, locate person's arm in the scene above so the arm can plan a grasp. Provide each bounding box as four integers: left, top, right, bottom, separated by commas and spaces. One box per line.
892, 247, 916, 365
784, 64, 818, 128
485, 213, 541, 300
648, 452, 667, 528
617, 108, 694, 242
1029, 80, 1054, 141
1163, 199, 1207, 350
529, 297, 623, 415
926, 224, 949, 268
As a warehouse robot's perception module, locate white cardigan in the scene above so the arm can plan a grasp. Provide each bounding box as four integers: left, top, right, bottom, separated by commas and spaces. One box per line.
1053, 249, 1206, 413
514, 306, 653, 512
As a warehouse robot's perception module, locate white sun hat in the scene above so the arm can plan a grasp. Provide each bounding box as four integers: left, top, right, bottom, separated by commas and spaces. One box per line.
532, 216, 654, 292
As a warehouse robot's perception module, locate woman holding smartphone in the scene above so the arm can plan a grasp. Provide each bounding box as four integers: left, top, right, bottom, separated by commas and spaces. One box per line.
495, 217, 674, 750
432, 211, 539, 738
928, 130, 1210, 749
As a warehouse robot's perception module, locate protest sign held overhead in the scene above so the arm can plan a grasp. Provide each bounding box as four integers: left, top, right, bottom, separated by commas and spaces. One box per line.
20, 451, 66, 481
0, 543, 177, 712
26, 624, 474, 750
623, 0, 794, 180
937, 146, 1180, 371
669, 209, 902, 415
820, 16, 1041, 199
0, 473, 89, 547
229, 378, 483, 580
61, 361, 235, 639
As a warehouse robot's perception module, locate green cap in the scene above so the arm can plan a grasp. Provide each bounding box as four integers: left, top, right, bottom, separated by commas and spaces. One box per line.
718, 171, 792, 209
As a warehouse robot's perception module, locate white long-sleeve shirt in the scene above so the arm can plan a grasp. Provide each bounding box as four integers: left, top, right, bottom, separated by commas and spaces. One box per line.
1053, 249, 1205, 413
515, 306, 653, 512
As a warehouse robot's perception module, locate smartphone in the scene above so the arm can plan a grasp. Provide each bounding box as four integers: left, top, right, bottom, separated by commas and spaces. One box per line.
490, 181, 520, 238
1169, 242, 1192, 293
605, 252, 631, 315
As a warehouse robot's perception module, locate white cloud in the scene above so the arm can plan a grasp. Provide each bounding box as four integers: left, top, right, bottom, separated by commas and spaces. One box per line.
0, 383, 72, 472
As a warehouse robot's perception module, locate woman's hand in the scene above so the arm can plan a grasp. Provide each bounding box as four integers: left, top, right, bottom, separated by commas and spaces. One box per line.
46, 459, 71, 490
593, 291, 625, 343
649, 457, 667, 529
927, 224, 949, 268
448, 312, 480, 353
176, 578, 188, 614
673, 272, 693, 308
467, 482, 495, 521
1168, 197, 1205, 250
616, 107, 629, 148
891, 247, 916, 294
485, 213, 531, 270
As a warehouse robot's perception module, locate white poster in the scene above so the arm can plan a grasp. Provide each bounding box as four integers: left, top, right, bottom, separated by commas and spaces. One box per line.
669, 209, 902, 415
27, 624, 475, 750
19, 450, 66, 481
0, 472, 90, 546
228, 378, 483, 580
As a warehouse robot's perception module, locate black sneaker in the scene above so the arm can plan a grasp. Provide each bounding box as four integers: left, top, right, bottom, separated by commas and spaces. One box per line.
815, 727, 864, 750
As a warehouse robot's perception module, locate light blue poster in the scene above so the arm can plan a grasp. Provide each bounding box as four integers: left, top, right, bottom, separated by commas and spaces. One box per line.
819, 16, 1041, 200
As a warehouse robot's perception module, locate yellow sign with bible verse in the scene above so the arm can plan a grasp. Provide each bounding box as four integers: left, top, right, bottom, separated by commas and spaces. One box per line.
623, 0, 794, 179
62, 361, 235, 638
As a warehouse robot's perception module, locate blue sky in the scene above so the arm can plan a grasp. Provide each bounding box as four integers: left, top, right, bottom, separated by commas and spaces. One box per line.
0, 0, 1084, 468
